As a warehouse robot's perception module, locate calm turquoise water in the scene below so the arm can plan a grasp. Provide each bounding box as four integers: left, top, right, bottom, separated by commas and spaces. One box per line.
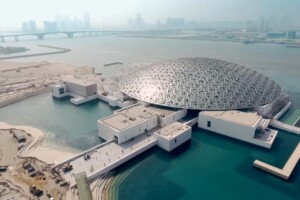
1, 37, 300, 199
0, 93, 115, 150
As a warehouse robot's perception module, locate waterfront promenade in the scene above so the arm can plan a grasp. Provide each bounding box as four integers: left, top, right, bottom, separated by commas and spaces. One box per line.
53, 134, 157, 187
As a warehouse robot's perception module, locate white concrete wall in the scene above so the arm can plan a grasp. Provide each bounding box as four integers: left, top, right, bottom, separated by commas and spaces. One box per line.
97, 120, 118, 141
117, 116, 158, 144
111, 91, 124, 102
86, 84, 98, 96
98, 94, 118, 107
198, 113, 257, 142
113, 103, 140, 114
66, 81, 97, 97
117, 100, 134, 108
169, 127, 191, 151
52, 85, 67, 98
155, 126, 191, 151
254, 104, 272, 116
98, 115, 158, 144
84, 139, 157, 188
248, 130, 277, 149
160, 109, 187, 127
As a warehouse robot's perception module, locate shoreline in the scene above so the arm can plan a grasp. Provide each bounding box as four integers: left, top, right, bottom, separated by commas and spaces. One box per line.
0, 121, 121, 199
0, 60, 94, 109
0, 121, 78, 199
0, 121, 78, 164
0, 45, 71, 60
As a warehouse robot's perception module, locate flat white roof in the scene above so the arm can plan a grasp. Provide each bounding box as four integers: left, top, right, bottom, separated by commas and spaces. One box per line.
147, 106, 176, 117
101, 105, 160, 131
200, 110, 261, 127
65, 78, 96, 87
155, 122, 190, 140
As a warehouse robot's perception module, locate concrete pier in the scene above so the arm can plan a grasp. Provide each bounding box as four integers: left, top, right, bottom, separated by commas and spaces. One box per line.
270, 119, 300, 135
253, 142, 300, 180
0, 45, 71, 60
53, 134, 157, 188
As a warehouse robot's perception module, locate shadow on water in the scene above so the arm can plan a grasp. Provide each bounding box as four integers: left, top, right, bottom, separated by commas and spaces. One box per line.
109, 140, 193, 200
115, 147, 187, 200
169, 140, 192, 158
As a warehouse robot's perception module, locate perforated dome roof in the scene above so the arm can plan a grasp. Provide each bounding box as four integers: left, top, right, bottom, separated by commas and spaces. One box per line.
119, 58, 282, 110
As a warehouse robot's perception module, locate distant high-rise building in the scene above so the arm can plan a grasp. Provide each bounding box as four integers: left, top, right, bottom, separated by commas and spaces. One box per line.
166, 18, 185, 27
22, 22, 29, 33
84, 12, 91, 29
136, 14, 144, 27
44, 21, 58, 32
28, 20, 37, 33
55, 13, 88, 31
127, 14, 144, 28
259, 16, 269, 32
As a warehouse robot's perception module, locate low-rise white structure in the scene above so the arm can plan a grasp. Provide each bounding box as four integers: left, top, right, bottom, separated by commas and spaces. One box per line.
65, 78, 97, 97
52, 79, 97, 100
154, 122, 192, 151
98, 104, 187, 144
52, 78, 135, 107
52, 84, 67, 98
98, 105, 159, 144
198, 110, 277, 148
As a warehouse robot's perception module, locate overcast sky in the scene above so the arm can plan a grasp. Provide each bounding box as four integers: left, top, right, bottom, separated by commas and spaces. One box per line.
1, 0, 300, 30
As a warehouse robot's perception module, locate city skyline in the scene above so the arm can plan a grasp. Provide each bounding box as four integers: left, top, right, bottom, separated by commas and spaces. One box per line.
1, 0, 300, 31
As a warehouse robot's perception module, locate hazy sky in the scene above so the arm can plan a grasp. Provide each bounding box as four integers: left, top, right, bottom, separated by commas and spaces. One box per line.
1, 0, 300, 30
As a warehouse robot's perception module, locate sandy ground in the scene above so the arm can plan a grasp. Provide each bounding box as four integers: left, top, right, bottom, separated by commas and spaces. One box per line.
0, 122, 115, 200
0, 60, 94, 107
0, 122, 78, 199
0, 60, 115, 199
0, 122, 77, 165
0, 130, 19, 166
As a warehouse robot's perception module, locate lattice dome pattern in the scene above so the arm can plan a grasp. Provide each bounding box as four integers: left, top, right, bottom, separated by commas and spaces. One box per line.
119, 58, 282, 110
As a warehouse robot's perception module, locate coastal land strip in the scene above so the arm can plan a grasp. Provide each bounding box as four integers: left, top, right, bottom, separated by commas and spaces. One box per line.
0, 60, 119, 200
0, 45, 71, 60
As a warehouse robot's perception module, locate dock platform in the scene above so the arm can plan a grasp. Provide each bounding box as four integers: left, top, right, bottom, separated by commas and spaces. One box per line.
253, 142, 300, 180
53, 134, 157, 188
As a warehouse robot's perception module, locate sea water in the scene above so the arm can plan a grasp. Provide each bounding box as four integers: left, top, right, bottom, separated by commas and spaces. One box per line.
0, 37, 300, 199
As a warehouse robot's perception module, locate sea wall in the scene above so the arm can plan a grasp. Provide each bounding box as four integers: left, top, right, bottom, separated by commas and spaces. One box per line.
0, 87, 51, 108
0, 45, 71, 60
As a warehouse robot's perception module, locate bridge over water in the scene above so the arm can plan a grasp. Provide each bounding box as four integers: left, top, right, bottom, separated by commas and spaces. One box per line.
0, 30, 131, 42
